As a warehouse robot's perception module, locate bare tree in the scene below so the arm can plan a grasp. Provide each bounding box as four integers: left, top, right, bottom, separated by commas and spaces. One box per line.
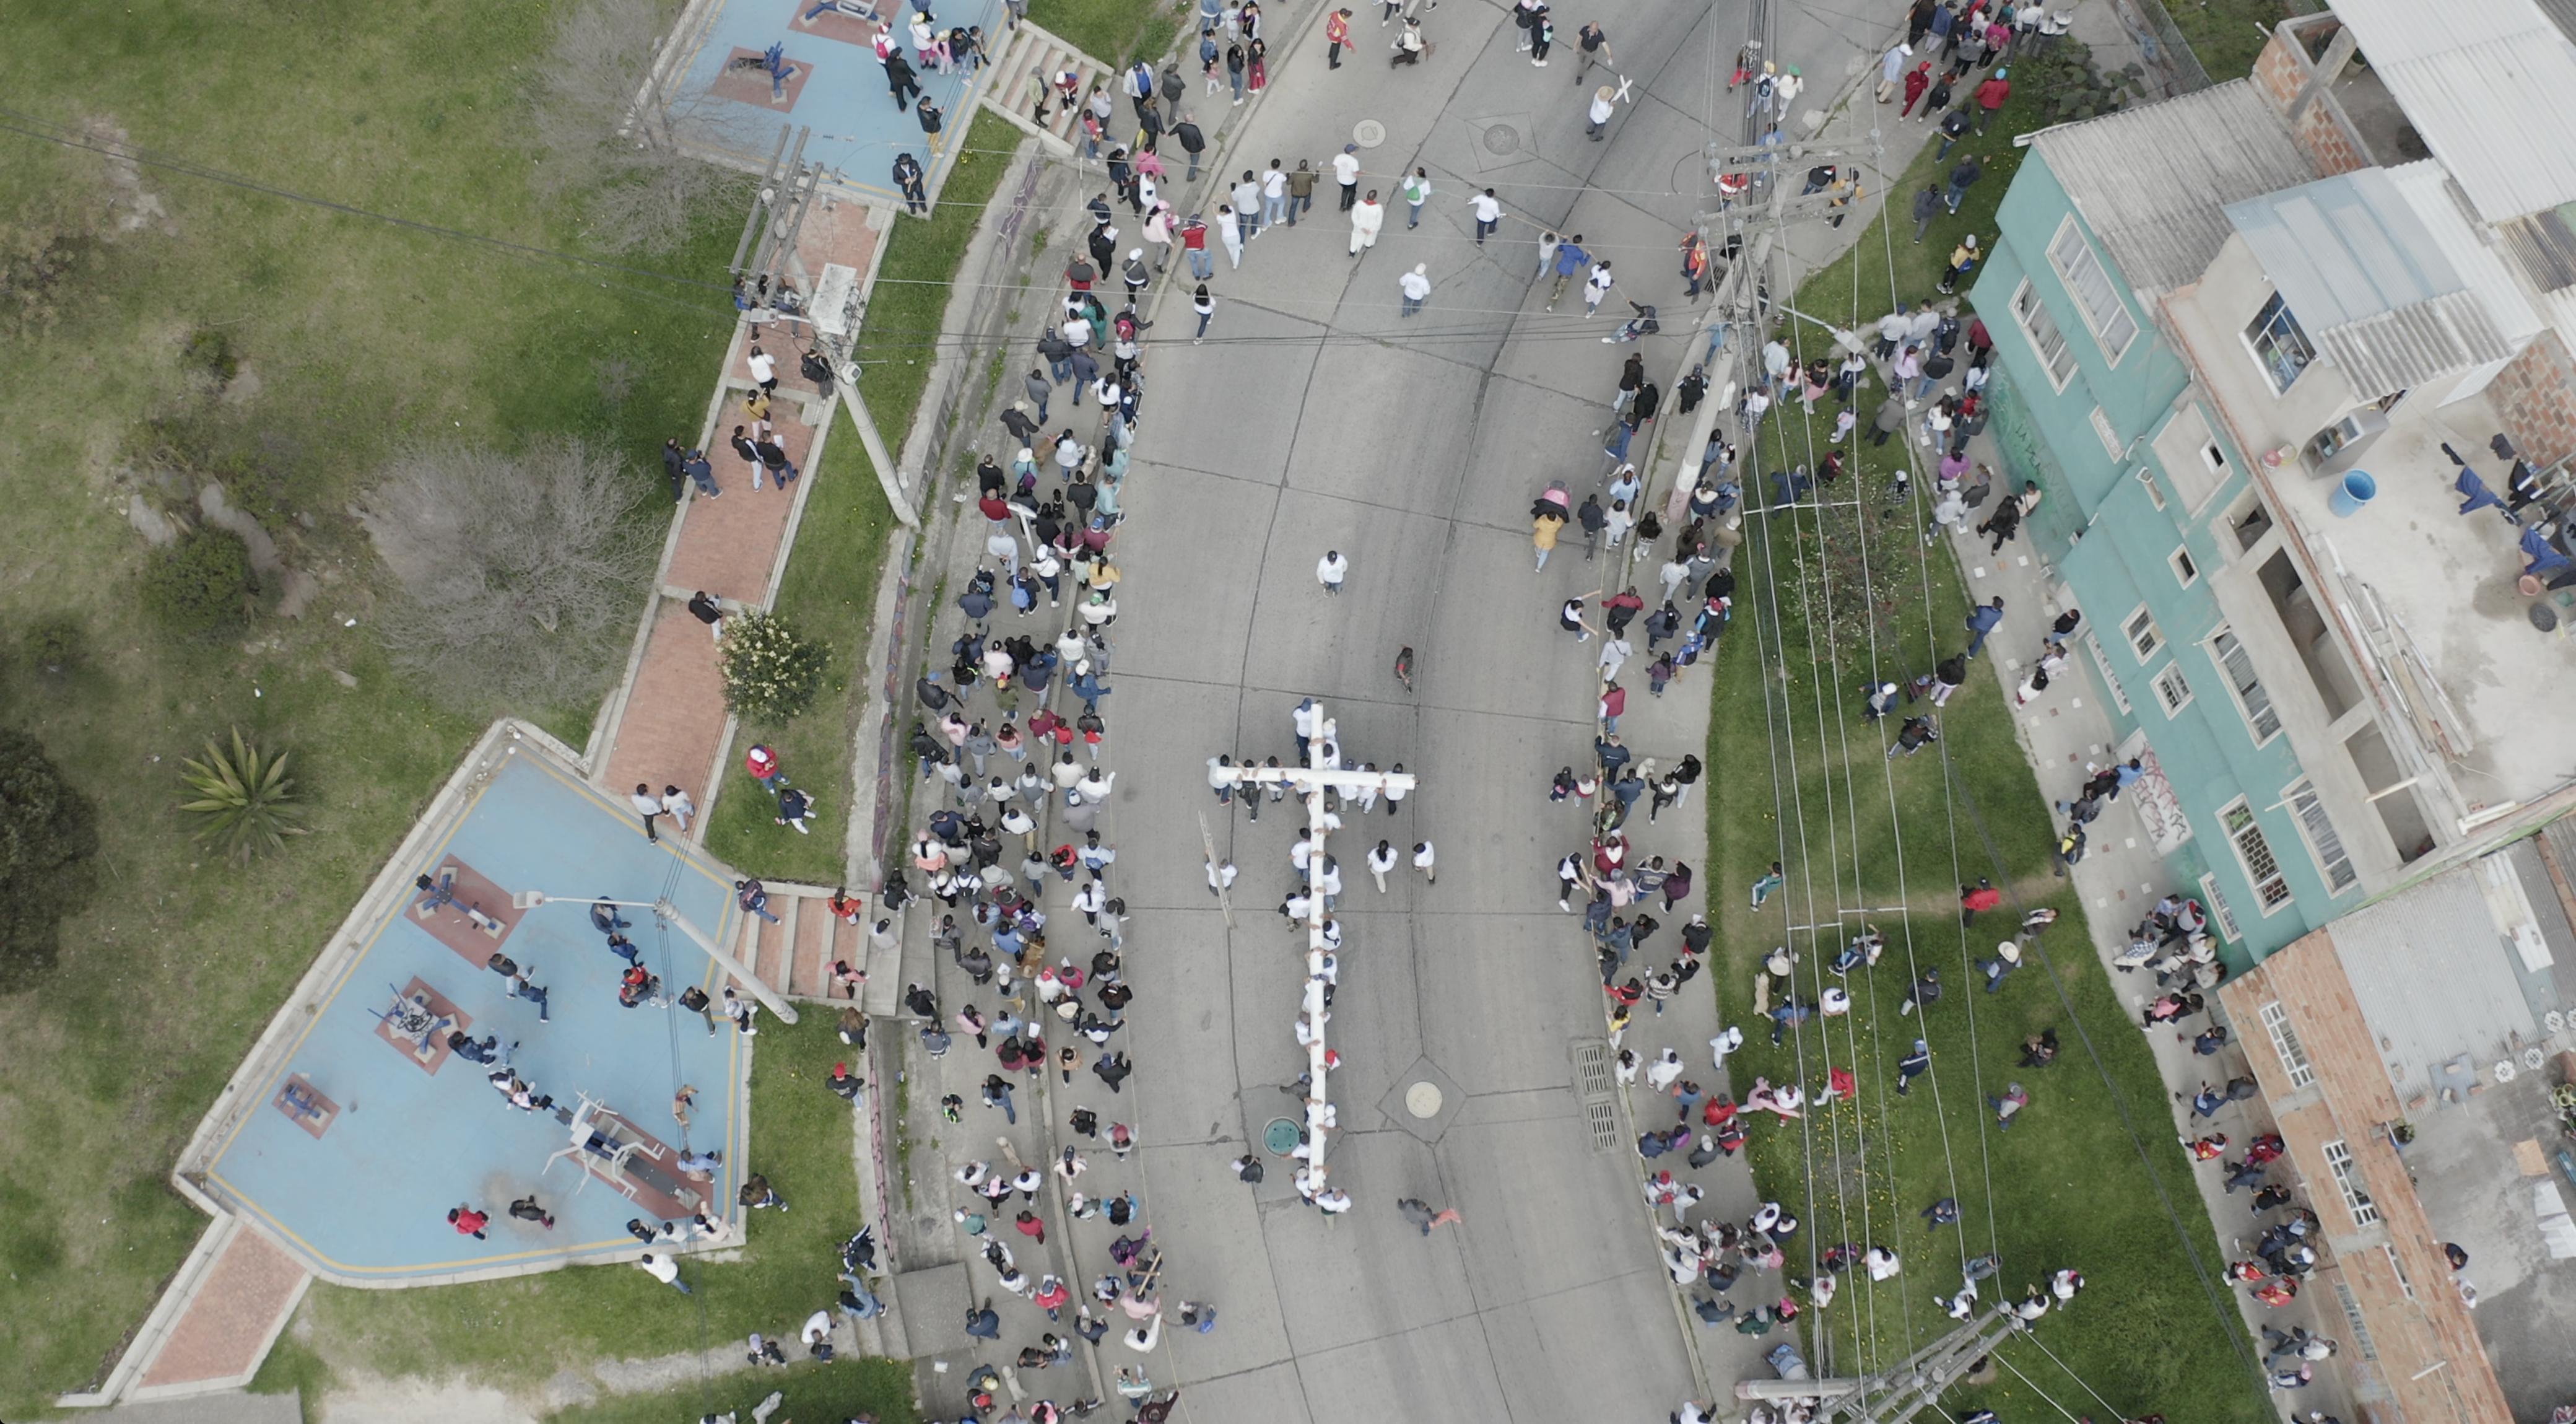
530, 0, 751, 252
362, 438, 657, 717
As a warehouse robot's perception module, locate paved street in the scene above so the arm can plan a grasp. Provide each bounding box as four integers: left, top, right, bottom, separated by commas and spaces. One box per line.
882, 0, 1884, 1418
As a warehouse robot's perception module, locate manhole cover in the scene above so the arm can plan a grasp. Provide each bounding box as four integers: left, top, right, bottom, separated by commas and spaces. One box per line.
1483, 124, 1521, 155
1264, 1117, 1303, 1154
1354, 119, 1387, 149
1405, 1082, 1443, 1118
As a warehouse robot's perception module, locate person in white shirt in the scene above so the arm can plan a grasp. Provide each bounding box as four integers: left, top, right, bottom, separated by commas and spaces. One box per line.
638, 1252, 690, 1292
1365, 841, 1398, 891
1206, 857, 1238, 894
660, 785, 696, 832
745, 344, 777, 391
629, 784, 666, 842
1315, 549, 1348, 594
1646, 1047, 1686, 1091
1399, 263, 1432, 317
1469, 188, 1503, 243
1411, 841, 1435, 883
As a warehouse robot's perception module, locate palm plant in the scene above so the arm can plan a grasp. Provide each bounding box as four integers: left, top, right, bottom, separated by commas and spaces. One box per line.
178, 727, 307, 862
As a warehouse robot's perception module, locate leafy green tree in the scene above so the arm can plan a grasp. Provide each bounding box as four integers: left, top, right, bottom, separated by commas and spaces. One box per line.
0, 728, 99, 984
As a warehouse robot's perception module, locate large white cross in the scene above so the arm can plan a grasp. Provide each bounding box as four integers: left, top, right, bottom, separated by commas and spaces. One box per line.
1214, 702, 1416, 1187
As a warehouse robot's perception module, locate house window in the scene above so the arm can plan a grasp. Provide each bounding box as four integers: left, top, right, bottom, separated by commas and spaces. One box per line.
2123, 607, 2162, 662
2048, 221, 2141, 363
2382, 1241, 2413, 1298
2246, 292, 2317, 393
2136, 466, 2168, 510
2331, 1280, 2382, 1361
2091, 407, 2123, 459
2284, 778, 2359, 894
2201, 440, 2227, 476
2321, 1139, 2380, 1225
2209, 627, 2284, 745
2257, 1000, 2316, 1088
2199, 872, 2243, 941
2151, 663, 2193, 716
2013, 278, 2079, 390
2170, 547, 2199, 587
2220, 797, 2293, 912
2082, 631, 2131, 714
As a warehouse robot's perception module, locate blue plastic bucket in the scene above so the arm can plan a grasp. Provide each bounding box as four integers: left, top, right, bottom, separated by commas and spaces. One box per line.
2329, 471, 2377, 518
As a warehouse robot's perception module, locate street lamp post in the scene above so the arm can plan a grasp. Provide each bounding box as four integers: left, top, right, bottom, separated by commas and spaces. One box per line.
509, 891, 800, 1026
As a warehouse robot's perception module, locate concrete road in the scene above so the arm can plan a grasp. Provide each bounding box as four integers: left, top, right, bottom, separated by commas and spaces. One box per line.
1065, 1, 1869, 1418
884, 0, 1887, 1417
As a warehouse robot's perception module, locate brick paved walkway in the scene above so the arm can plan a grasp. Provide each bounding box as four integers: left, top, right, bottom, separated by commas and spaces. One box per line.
595, 201, 886, 827
134, 1228, 308, 1395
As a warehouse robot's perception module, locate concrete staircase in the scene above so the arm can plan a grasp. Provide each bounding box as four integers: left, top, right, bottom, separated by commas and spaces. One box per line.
728, 883, 902, 1018
977, 19, 1112, 155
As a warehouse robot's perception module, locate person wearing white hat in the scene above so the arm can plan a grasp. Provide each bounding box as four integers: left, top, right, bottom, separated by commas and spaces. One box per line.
1979, 939, 2022, 992
1399, 263, 1430, 316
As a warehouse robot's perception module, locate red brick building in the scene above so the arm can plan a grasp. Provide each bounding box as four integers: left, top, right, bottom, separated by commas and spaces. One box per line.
2219, 825, 2576, 1421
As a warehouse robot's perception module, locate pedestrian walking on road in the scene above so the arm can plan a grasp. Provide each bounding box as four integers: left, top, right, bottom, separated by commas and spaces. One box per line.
1317, 550, 1348, 593
1192, 284, 1215, 343
1964, 595, 2005, 657
1400, 168, 1431, 227
1325, 7, 1352, 65
629, 784, 665, 841
1547, 235, 1588, 309
1333, 144, 1361, 211
1400, 263, 1431, 317
1571, 22, 1615, 84
1470, 188, 1502, 244
1585, 84, 1619, 140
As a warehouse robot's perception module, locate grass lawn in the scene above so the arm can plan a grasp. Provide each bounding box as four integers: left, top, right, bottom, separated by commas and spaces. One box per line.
540, 1357, 914, 1423
0, 0, 736, 1409
2165, 0, 2297, 84
854, 110, 1026, 463
1689, 54, 2270, 1424
1030, 0, 1186, 68
705, 404, 900, 885
290, 1015, 875, 1399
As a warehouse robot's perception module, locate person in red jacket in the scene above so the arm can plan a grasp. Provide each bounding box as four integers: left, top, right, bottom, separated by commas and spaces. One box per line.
1899, 60, 1932, 116
1959, 879, 2004, 924
1325, 8, 1352, 66
448, 1203, 490, 1239
1973, 67, 2011, 132
744, 743, 785, 791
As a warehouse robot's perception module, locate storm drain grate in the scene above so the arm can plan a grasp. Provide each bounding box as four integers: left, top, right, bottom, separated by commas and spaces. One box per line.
1570, 1038, 1619, 1150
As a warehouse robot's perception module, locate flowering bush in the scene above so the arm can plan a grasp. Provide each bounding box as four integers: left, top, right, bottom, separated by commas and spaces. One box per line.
720, 611, 829, 724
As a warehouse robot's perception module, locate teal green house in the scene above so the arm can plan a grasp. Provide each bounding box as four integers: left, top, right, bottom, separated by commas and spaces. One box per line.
1964, 23, 2576, 963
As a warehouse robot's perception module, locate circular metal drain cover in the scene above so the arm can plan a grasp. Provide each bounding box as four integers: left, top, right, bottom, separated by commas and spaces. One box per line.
1405, 1081, 1444, 1118
1354, 118, 1387, 148
1483, 124, 1522, 155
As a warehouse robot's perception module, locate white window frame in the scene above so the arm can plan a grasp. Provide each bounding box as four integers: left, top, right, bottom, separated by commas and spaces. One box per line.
2082, 631, 2131, 714
2219, 796, 2294, 914
2151, 663, 2194, 717
2257, 1000, 2316, 1088
2091, 406, 2123, 459
2012, 277, 2079, 391
2170, 546, 2200, 588
2200, 871, 2243, 942
2323, 1138, 2381, 1226
2283, 777, 2359, 895
2047, 217, 2141, 364
2135, 466, 2169, 510
2208, 626, 2284, 746
2123, 606, 2162, 663
2246, 291, 2317, 393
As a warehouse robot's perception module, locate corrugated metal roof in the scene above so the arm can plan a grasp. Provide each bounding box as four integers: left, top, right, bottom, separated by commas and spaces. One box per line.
2327, 0, 2576, 222
2331, 866, 2539, 1101
2029, 81, 2313, 295
2227, 167, 2514, 395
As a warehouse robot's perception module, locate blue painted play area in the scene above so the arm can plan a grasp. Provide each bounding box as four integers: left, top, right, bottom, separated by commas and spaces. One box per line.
203, 753, 750, 1282
672, 0, 1007, 206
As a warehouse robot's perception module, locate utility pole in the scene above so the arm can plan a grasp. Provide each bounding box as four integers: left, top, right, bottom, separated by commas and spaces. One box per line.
1736, 1305, 2030, 1423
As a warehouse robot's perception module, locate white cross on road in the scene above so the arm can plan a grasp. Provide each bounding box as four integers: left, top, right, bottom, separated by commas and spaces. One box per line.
1212, 702, 1416, 1187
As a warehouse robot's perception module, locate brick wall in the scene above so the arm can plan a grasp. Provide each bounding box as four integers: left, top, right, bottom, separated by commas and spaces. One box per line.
2489, 330, 2576, 470
2292, 104, 2369, 177
2222, 935, 2517, 1424
2248, 22, 2369, 177
2253, 27, 2307, 110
